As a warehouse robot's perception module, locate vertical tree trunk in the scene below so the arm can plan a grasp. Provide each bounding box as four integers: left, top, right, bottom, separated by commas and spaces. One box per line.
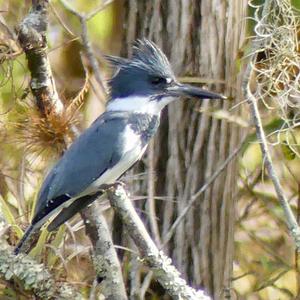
118, 1, 247, 298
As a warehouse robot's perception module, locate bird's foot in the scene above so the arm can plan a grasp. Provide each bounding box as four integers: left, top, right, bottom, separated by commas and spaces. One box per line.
114, 180, 125, 187
99, 181, 125, 191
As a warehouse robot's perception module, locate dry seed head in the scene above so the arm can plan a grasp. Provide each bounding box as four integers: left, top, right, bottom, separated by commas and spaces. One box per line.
13, 72, 89, 160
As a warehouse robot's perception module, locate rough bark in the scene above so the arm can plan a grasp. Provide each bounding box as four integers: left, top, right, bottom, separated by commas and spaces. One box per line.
0, 205, 81, 299
108, 185, 210, 300
17, 0, 63, 116
0, 249, 82, 299
118, 1, 247, 298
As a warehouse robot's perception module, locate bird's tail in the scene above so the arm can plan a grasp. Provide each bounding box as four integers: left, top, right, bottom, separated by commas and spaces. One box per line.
14, 223, 41, 255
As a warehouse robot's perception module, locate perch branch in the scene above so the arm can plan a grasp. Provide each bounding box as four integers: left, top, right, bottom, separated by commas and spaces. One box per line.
242, 0, 300, 250
107, 185, 211, 300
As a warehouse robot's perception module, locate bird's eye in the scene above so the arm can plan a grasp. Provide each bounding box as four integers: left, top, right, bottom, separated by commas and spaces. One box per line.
151, 77, 167, 85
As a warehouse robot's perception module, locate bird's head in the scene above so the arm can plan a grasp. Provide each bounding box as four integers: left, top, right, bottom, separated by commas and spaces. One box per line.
106, 39, 226, 114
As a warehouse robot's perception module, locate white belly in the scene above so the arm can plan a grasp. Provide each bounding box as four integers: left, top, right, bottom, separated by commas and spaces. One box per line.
90, 144, 147, 187
80, 125, 147, 195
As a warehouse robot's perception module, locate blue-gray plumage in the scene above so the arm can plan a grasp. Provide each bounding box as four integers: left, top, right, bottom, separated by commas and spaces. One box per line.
34, 111, 159, 223
14, 39, 225, 254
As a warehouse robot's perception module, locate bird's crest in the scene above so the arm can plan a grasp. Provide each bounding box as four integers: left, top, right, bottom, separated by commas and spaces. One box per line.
106, 39, 174, 79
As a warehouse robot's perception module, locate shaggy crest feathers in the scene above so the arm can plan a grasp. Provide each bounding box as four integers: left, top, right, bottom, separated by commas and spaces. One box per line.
106, 39, 174, 81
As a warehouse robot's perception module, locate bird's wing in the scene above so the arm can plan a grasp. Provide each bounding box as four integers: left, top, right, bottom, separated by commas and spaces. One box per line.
32, 111, 137, 225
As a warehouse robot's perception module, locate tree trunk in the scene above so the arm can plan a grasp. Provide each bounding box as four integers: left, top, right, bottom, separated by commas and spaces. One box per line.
116, 1, 247, 299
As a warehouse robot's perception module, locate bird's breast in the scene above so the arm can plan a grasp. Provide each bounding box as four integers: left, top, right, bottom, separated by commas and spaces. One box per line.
76, 114, 159, 196
90, 143, 146, 188
128, 113, 160, 146
83, 125, 146, 193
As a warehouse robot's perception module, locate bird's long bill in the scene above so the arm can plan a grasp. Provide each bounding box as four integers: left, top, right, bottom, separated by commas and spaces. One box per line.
167, 83, 226, 100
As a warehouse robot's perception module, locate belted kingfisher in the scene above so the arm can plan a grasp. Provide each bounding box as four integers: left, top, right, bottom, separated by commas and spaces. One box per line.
15, 39, 225, 254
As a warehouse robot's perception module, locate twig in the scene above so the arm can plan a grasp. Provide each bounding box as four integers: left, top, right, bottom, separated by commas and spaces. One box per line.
147, 139, 161, 246
242, 0, 300, 250
50, 2, 76, 37
57, 0, 127, 295
107, 185, 211, 300
59, 0, 112, 95
140, 271, 153, 299
162, 137, 246, 246
86, 0, 114, 20
80, 201, 127, 300
246, 84, 300, 249
80, 19, 107, 95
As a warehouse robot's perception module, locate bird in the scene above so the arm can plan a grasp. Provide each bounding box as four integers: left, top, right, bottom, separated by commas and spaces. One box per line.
14, 39, 225, 254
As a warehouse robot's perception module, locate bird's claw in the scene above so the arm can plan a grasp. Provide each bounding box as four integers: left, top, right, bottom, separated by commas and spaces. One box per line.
99, 181, 125, 191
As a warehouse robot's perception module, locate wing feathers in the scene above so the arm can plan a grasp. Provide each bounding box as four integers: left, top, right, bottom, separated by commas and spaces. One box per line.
47, 192, 103, 232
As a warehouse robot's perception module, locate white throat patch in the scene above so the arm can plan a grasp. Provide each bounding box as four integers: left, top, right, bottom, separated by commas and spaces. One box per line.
106, 96, 175, 115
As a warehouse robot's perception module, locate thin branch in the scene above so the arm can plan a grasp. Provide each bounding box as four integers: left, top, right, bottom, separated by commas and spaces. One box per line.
246, 84, 300, 248
50, 2, 76, 37
59, 0, 112, 95
147, 139, 162, 246
107, 185, 211, 300
86, 0, 114, 20
162, 136, 246, 247
80, 19, 107, 95
242, 0, 300, 250
57, 0, 126, 295
140, 271, 153, 299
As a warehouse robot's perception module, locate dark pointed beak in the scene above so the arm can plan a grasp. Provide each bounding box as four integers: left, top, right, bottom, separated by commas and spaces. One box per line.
167, 83, 226, 100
